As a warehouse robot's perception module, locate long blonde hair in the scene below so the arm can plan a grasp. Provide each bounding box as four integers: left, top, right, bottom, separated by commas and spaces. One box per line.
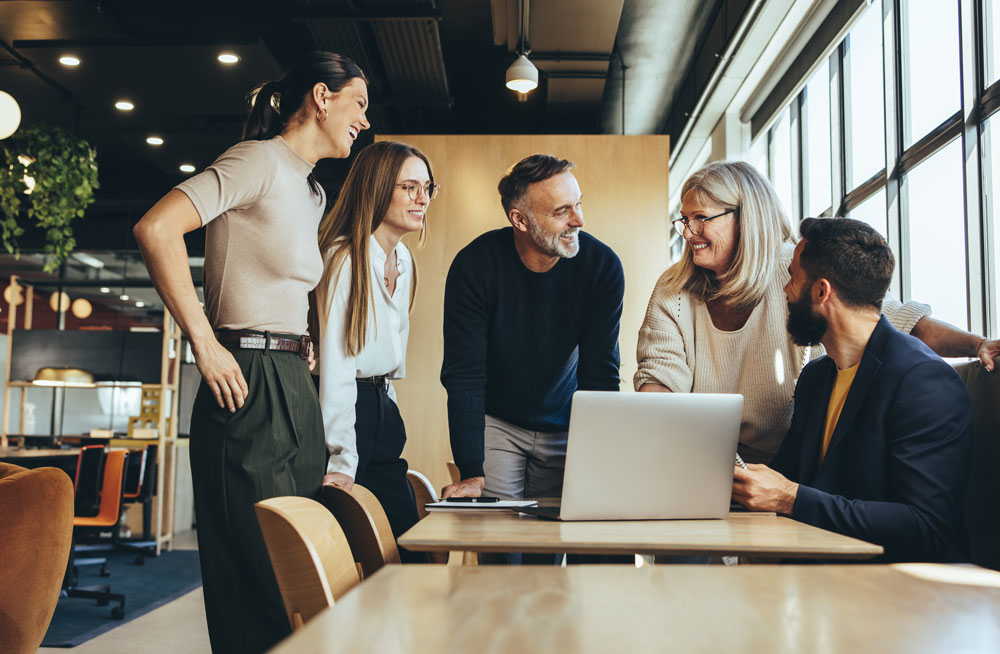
314, 141, 432, 357
661, 161, 794, 309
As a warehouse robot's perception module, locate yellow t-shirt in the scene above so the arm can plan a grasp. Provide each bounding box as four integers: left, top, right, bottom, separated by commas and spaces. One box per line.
820, 362, 860, 463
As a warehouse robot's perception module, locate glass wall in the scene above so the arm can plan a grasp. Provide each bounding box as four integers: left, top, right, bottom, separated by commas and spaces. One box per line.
756, 0, 1000, 339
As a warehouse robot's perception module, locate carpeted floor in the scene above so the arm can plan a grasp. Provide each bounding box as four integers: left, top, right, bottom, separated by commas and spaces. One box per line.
42, 548, 202, 648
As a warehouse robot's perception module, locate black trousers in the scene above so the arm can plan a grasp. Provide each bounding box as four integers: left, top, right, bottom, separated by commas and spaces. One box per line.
353, 380, 424, 563
190, 345, 325, 654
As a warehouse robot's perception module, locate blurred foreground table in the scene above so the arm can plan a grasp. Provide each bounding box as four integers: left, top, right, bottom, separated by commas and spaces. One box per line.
398, 511, 883, 560
270, 564, 1000, 654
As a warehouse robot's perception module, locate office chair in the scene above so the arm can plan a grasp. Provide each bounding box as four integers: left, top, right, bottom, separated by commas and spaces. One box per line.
65, 449, 128, 619
120, 444, 158, 563
321, 483, 400, 580
954, 357, 1000, 570
73, 445, 105, 518
255, 496, 360, 630
0, 463, 74, 654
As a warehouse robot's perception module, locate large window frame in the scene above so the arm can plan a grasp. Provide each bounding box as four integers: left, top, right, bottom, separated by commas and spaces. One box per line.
756, 0, 998, 337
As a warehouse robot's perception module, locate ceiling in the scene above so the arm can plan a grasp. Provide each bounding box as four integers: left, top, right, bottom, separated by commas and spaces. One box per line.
0, 0, 727, 261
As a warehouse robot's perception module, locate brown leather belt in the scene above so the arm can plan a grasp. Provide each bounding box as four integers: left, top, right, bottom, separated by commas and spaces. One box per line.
216, 330, 312, 361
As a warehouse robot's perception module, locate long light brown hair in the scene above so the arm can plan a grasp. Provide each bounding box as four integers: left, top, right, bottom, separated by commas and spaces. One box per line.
315, 141, 432, 357
661, 161, 794, 310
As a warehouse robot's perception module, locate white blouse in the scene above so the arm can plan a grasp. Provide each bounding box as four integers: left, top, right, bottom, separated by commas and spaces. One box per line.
320, 235, 412, 477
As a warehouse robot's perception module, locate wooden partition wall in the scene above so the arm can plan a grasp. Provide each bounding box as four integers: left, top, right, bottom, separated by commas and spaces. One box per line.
376, 134, 670, 490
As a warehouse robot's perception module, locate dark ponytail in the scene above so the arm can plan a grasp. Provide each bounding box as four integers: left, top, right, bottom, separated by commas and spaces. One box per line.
242, 52, 367, 142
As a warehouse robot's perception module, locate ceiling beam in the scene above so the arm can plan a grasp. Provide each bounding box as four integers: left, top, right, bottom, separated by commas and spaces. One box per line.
530, 52, 612, 62
294, 8, 442, 21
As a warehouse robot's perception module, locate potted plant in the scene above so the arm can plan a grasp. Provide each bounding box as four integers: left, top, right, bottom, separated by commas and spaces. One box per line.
0, 123, 99, 272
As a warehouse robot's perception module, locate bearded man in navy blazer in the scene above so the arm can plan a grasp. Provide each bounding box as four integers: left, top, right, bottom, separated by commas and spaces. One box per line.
732, 217, 972, 562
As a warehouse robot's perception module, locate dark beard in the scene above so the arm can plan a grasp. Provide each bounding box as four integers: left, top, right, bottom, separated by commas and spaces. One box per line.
786, 290, 828, 346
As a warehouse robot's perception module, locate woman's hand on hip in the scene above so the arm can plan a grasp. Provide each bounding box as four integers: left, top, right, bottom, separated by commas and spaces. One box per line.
193, 338, 249, 413
324, 472, 354, 491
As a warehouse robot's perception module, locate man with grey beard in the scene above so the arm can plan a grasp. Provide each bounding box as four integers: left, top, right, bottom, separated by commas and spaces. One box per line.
439, 155, 625, 548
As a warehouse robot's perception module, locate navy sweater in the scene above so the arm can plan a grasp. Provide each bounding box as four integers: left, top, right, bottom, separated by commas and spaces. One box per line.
440, 227, 624, 479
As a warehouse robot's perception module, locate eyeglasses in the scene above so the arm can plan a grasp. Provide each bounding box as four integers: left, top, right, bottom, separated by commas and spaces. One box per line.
672, 207, 738, 237
396, 181, 440, 201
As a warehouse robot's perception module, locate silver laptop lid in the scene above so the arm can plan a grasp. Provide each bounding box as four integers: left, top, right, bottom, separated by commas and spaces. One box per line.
559, 391, 743, 521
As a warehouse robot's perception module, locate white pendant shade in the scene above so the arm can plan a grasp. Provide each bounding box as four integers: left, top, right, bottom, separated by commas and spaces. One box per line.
0, 90, 21, 140
506, 55, 538, 94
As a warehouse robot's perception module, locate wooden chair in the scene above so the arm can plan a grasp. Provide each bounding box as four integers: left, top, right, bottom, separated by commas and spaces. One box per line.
255, 496, 360, 630
446, 460, 461, 484
406, 470, 450, 564
954, 357, 1000, 570
66, 449, 128, 618
0, 463, 74, 654
322, 484, 400, 579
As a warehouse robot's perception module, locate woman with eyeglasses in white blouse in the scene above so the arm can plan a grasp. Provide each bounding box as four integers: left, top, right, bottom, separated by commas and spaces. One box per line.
314, 141, 437, 560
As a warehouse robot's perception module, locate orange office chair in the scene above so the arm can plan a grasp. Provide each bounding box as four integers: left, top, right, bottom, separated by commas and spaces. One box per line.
65, 449, 128, 619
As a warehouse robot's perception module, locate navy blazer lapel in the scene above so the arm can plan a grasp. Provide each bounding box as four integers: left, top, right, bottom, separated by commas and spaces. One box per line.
817, 316, 892, 472
798, 357, 836, 484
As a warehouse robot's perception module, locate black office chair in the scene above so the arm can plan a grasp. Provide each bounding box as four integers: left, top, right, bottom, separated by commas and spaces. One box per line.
120, 444, 159, 563
955, 357, 1000, 570
73, 445, 105, 518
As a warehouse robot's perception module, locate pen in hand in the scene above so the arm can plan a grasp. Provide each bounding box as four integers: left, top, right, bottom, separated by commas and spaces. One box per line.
735, 453, 749, 470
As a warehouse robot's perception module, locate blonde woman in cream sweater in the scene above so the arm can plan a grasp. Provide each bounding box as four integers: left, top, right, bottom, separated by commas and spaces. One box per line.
635, 161, 1000, 463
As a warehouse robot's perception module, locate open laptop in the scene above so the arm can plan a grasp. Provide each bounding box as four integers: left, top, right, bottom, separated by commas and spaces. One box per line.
518, 391, 743, 521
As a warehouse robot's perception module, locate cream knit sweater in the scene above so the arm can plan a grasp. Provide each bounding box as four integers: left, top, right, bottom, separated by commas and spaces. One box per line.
634, 244, 930, 463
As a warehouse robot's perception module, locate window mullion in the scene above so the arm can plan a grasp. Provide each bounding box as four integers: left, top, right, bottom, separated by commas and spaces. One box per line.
960, 0, 986, 333
884, 0, 906, 300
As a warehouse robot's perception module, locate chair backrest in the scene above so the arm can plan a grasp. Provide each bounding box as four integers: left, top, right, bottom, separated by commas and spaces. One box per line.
123, 447, 147, 499
74, 445, 105, 517
75, 450, 128, 529
0, 462, 74, 654
406, 469, 437, 520
322, 484, 400, 579
255, 496, 360, 630
138, 444, 158, 500
954, 358, 1000, 570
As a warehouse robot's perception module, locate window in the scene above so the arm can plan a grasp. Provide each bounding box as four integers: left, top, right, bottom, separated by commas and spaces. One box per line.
984, 115, 1000, 334
984, 0, 1000, 88
844, 5, 887, 188
770, 108, 795, 222
804, 59, 832, 217
849, 188, 887, 237
901, 0, 961, 146
905, 139, 968, 330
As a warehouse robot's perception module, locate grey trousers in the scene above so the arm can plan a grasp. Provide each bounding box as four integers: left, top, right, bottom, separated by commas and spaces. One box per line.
481, 415, 567, 565
483, 414, 567, 500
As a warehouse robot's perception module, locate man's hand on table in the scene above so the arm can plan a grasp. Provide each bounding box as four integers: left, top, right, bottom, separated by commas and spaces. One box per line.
441, 476, 484, 499
732, 464, 798, 516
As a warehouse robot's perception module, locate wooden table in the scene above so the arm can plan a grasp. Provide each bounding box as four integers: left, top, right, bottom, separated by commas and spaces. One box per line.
0, 446, 80, 475
398, 510, 883, 560
269, 564, 1000, 653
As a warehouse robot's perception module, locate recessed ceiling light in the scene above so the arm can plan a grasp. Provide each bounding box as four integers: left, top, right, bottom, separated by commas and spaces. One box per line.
135, 301, 145, 308
217, 53, 240, 64
59, 56, 81, 67
115, 100, 134, 111
146, 136, 164, 146
179, 164, 195, 173
100, 287, 110, 294
120, 294, 130, 301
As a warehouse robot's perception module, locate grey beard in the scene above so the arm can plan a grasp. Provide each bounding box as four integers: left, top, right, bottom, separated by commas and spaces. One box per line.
526, 216, 580, 258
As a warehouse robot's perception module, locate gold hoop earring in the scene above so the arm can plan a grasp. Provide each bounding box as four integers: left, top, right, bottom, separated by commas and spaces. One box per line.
316, 107, 328, 123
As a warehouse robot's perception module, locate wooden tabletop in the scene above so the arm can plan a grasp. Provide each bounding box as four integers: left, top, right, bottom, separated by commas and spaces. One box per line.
397, 511, 883, 560
269, 564, 1000, 654
0, 446, 80, 459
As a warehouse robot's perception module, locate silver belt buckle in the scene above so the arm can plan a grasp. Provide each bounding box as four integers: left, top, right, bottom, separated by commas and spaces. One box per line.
239, 335, 267, 349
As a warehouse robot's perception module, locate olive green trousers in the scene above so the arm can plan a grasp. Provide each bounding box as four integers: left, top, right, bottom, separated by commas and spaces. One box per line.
189, 345, 324, 654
